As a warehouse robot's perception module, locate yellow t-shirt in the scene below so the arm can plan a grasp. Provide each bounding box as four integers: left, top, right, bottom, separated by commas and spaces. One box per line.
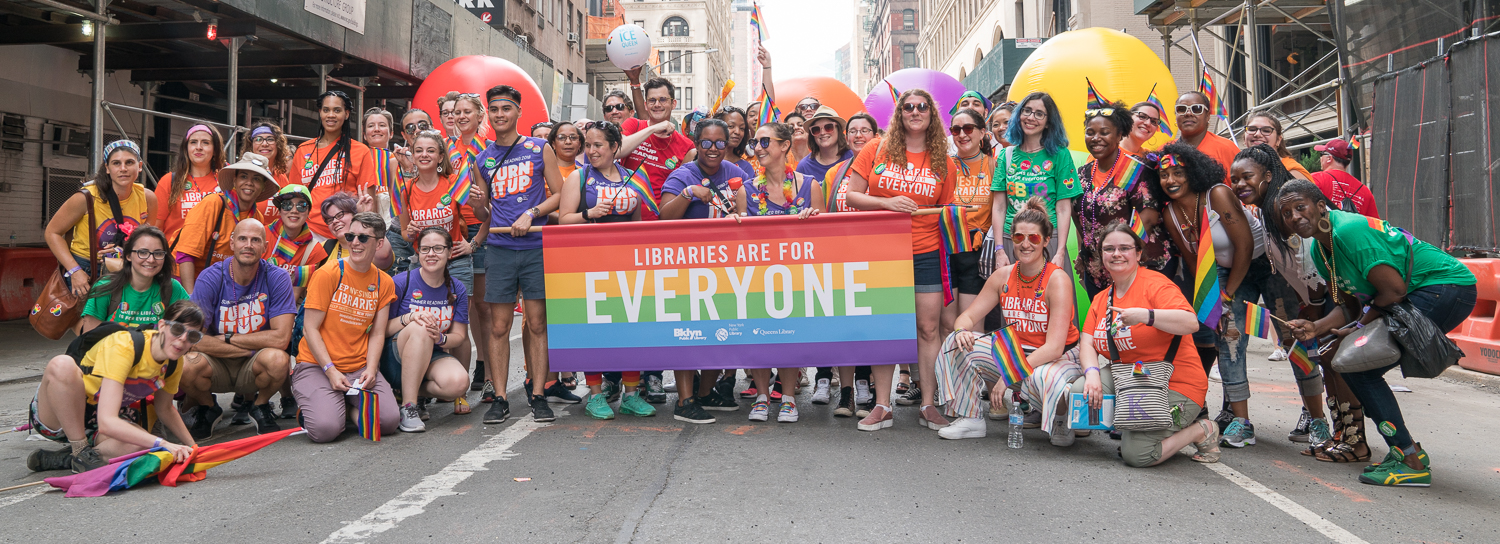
79, 330, 182, 406
297, 260, 396, 372
69, 184, 151, 259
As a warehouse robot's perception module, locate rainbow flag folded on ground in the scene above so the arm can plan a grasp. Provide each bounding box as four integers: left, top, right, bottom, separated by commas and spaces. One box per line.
45, 428, 304, 497
349, 388, 380, 441
1244, 301, 1273, 339
1146, 84, 1174, 137
624, 166, 660, 216
1288, 340, 1318, 375
1193, 206, 1223, 328
990, 325, 1034, 388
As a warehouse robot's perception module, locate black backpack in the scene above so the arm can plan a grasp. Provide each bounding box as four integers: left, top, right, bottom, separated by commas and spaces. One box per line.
65, 323, 179, 380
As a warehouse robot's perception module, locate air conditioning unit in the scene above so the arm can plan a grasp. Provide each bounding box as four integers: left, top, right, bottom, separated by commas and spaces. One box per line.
537, 13, 545, 29
567, 32, 578, 44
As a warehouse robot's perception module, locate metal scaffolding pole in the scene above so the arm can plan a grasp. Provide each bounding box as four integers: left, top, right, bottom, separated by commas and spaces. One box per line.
227, 36, 244, 158
88, 0, 107, 177
1244, 2, 1259, 106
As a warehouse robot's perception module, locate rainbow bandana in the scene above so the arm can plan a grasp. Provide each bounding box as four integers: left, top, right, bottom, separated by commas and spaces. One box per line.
989, 325, 1035, 388
948, 90, 992, 116
624, 165, 660, 216
489, 97, 520, 109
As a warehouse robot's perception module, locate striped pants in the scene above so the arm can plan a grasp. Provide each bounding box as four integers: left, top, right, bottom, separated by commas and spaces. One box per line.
936, 331, 1082, 432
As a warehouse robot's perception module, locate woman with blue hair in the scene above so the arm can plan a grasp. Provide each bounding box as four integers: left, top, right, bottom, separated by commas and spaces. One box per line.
990, 91, 1080, 268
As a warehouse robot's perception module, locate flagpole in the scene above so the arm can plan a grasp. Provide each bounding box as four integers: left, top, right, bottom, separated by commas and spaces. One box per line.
0, 481, 47, 493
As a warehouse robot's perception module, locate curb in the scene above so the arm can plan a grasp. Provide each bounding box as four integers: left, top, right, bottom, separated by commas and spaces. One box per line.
0, 373, 42, 387
1439, 366, 1500, 390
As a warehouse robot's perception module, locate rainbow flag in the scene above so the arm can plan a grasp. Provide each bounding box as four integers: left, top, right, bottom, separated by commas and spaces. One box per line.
1244, 301, 1273, 339
711, 80, 735, 114
1199, 69, 1230, 123
624, 165, 660, 216
541, 213, 917, 371
352, 388, 380, 441
989, 325, 1034, 388
756, 87, 780, 126
886, 81, 901, 108
45, 427, 303, 497
1103, 154, 1145, 192
1192, 206, 1223, 328
1128, 209, 1147, 239
1288, 340, 1318, 375
750, 1, 768, 40
939, 205, 974, 254
1145, 84, 1174, 137
449, 136, 490, 207
1085, 77, 1111, 111
823, 159, 850, 210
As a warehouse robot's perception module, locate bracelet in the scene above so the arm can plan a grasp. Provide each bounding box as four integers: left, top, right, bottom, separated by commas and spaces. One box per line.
153, 437, 162, 449
1084, 367, 1101, 375
1146, 309, 1155, 327
321, 361, 335, 372
64, 265, 82, 278
438, 333, 447, 347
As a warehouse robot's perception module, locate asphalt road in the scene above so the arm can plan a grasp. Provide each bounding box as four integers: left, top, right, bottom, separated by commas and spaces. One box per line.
0, 327, 1494, 544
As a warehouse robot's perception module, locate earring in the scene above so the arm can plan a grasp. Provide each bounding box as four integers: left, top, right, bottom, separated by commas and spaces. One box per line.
1317, 216, 1332, 233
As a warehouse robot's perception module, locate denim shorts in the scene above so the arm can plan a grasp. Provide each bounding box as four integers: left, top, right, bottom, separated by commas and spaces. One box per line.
378, 336, 456, 387
484, 245, 545, 304
466, 224, 486, 270
448, 254, 476, 295
914, 250, 942, 293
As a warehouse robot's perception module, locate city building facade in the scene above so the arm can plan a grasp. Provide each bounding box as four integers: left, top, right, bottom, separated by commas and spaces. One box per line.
862, 0, 922, 90
615, 0, 733, 117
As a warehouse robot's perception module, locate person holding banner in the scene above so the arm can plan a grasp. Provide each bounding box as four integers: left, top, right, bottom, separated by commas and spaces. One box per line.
1075, 222, 1218, 466
794, 106, 854, 404
935, 197, 1082, 443
844, 89, 958, 432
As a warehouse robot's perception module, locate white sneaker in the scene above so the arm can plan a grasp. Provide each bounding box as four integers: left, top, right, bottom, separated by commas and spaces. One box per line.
778, 400, 800, 422
937, 417, 987, 439
398, 403, 425, 433
1209, 364, 1223, 383
811, 379, 831, 404
1269, 347, 1288, 361
748, 400, 771, 422
854, 380, 873, 404
1049, 413, 1075, 446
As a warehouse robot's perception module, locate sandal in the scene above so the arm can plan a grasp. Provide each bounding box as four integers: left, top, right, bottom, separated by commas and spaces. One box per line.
560, 374, 579, 389
1314, 398, 1369, 462
1191, 419, 1222, 463
895, 370, 913, 395
453, 396, 472, 415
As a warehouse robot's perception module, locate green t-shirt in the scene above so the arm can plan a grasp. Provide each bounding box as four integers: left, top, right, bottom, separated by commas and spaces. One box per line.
81, 277, 190, 327
991, 146, 1082, 232
1311, 211, 1475, 304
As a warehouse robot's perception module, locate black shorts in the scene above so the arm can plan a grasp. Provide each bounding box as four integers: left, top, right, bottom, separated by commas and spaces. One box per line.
948, 250, 984, 295
913, 250, 942, 292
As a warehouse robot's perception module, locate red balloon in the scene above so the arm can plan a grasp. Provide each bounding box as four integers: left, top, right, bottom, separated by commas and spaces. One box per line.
772, 77, 864, 121
411, 56, 551, 141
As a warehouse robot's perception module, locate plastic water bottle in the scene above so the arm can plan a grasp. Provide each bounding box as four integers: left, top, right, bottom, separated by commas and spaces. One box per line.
1008, 396, 1024, 449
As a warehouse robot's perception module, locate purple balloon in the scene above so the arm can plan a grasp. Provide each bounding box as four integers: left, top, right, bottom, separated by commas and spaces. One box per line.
863, 68, 969, 131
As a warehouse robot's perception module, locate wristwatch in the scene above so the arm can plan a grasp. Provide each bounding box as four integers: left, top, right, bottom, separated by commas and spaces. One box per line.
224, 331, 234, 346
526, 207, 540, 219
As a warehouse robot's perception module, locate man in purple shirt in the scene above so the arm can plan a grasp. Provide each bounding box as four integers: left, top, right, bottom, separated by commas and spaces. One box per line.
181, 219, 296, 438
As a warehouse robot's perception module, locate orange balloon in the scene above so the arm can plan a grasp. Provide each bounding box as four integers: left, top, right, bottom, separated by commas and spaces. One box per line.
772, 77, 864, 121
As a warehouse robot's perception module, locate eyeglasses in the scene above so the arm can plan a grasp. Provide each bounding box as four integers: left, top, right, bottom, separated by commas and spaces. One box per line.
603, 104, 627, 113
645, 97, 672, 106
1010, 233, 1044, 245
1132, 111, 1160, 124
343, 233, 373, 244
328, 210, 351, 224
554, 134, 580, 142
1175, 104, 1208, 115
277, 201, 311, 212
440, 110, 456, 117
1244, 125, 1277, 135
131, 249, 168, 261
698, 140, 728, 150
747, 136, 784, 149
808, 123, 839, 136
949, 124, 980, 136
1018, 107, 1047, 119
1101, 244, 1138, 254
404, 121, 431, 134
160, 320, 203, 344
251, 136, 277, 144
418, 245, 448, 255
848, 128, 874, 136
901, 102, 930, 113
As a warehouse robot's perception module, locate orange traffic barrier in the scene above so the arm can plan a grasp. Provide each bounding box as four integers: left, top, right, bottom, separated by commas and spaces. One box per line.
1452, 258, 1500, 376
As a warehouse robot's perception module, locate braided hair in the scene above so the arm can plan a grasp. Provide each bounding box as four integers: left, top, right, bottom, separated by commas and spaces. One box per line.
1234, 143, 1296, 255
314, 91, 355, 186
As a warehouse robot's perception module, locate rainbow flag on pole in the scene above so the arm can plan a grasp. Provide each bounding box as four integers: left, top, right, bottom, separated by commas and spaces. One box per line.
886, 81, 901, 108
938, 205, 974, 254
624, 165, 660, 216
1192, 206, 1223, 328
750, 1, 768, 40
989, 325, 1034, 388
1128, 209, 1147, 239
756, 87, 780, 126
1085, 78, 1111, 111
350, 388, 380, 441
1243, 301, 1273, 339
1145, 83, 1174, 137
1288, 340, 1318, 375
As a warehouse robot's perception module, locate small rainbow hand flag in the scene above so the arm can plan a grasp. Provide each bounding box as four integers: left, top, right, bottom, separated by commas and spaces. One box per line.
886, 81, 901, 108
938, 205, 974, 254
750, 1, 768, 40
1110, 154, 1146, 192
1243, 301, 1273, 339
625, 166, 660, 216
1085, 77, 1111, 111
711, 80, 735, 114
1288, 340, 1318, 375
756, 87, 780, 125
1127, 209, 1148, 239
1199, 69, 1230, 122
350, 388, 381, 441
989, 326, 1034, 388
1192, 206, 1223, 329
1145, 83, 1174, 137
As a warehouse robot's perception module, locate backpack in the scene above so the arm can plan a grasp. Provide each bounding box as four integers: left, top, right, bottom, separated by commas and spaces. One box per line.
65, 323, 179, 380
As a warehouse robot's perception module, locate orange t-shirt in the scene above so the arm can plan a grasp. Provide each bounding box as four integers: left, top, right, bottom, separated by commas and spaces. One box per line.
294, 138, 376, 239
263, 223, 328, 289
1182, 132, 1240, 183
153, 172, 220, 242
259, 172, 290, 222
1084, 268, 1207, 407
173, 194, 266, 272
1281, 156, 1313, 180
298, 260, 396, 372
999, 262, 1079, 349
404, 176, 467, 244
848, 137, 957, 254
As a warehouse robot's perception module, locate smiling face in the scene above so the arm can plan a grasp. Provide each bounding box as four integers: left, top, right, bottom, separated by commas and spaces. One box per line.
412, 136, 444, 175
1160, 165, 1191, 200
157, 321, 202, 360
1229, 157, 1268, 206
847, 118, 875, 153
106, 149, 141, 186
901, 95, 932, 134
454, 100, 483, 136
1130, 105, 1160, 144
1018, 99, 1047, 138
345, 221, 378, 266
364, 115, 392, 149
950, 112, 982, 156
229, 220, 266, 267
722, 112, 747, 149
319, 95, 348, 136
551, 124, 582, 161
128, 235, 166, 280
1245, 116, 1280, 149
251, 132, 278, 158
696, 124, 728, 170
326, 208, 352, 238
752, 125, 788, 164
582, 127, 618, 169
1100, 231, 1141, 276
809, 118, 839, 150
643, 86, 675, 124
439, 101, 458, 134
402, 111, 434, 145
186, 132, 214, 168
278, 196, 309, 230
959, 96, 987, 116
603, 96, 632, 124
417, 231, 450, 273
1084, 116, 1123, 161
232, 171, 264, 206
1011, 221, 1048, 266
990, 109, 1012, 146
487, 98, 521, 136
1278, 191, 1326, 239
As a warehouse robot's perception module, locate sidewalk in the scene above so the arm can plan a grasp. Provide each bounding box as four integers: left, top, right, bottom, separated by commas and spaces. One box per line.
0, 319, 72, 385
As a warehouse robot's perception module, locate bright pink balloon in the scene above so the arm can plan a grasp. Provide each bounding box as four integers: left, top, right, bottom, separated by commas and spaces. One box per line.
863, 68, 968, 130
412, 56, 550, 141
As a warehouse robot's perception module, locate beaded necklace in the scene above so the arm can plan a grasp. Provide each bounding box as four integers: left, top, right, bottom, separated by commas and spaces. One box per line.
1089, 153, 1123, 191
1316, 234, 1343, 305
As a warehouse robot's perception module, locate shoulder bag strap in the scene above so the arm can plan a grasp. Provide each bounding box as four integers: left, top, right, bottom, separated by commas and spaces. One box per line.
82, 187, 98, 272
102, 185, 127, 246
578, 162, 591, 220
307, 137, 348, 188
1105, 286, 1121, 363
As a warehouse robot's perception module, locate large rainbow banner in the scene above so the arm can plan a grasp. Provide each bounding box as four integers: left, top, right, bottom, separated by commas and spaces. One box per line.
544, 213, 917, 371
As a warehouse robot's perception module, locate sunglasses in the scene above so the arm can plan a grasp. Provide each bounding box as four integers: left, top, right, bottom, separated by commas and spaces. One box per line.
343, 233, 374, 244
697, 140, 728, 150
404, 121, 431, 134
747, 136, 784, 149
1010, 233, 1044, 245
949, 124, 979, 136
808, 123, 840, 136
1175, 104, 1208, 115
603, 104, 627, 113
277, 201, 311, 212
160, 320, 203, 344
901, 102, 930, 113
131, 249, 168, 261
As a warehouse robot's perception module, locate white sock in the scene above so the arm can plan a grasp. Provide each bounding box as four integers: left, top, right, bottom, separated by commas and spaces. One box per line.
756, 394, 768, 403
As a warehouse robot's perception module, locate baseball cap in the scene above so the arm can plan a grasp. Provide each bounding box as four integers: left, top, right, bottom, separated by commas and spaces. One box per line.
1314, 139, 1351, 162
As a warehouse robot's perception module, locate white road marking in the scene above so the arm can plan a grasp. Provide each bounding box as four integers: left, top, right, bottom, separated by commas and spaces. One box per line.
511, 333, 521, 340
321, 414, 552, 543
0, 485, 48, 509
1202, 462, 1368, 544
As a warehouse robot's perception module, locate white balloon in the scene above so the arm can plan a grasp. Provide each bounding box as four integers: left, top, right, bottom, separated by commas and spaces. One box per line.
606, 24, 653, 70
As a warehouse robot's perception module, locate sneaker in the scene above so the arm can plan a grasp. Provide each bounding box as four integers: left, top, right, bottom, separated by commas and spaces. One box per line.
811, 379, 831, 405
619, 392, 657, 417
187, 400, 223, 441
854, 380, 872, 404
470, 361, 486, 391
1214, 409, 1236, 434
530, 395, 556, 422
698, 389, 739, 411
399, 403, 426, 432
778, 400, 799, 423
26, 447, 73, 472
1288, 407, 1313, 443
1269, 347, 1289, 361
1365, 445, 1431, 473
1049, 412, 1075, 446
585, 393, 616, 420
798, 371, 810, 387
938, 417, 987, 439
417, 399, 431, 421
249, 403, 281, 434
279, 395, 298, 420
1359, 453, 1431, 487
1221, 417, 1256, 447
229, 393, 252, 425
987, 395, 1010, 421
673, 398, 716, 424
895, 383, 921, 406
834, 387, 856, 418
70, 447, 106, 474
1209, 364, 1223, 383
481, 380, 497, 403
857, 404, 894, 431
739, 386, 759, 399
714, 374, 736, 399
601, 380, 622, 403
1308, 417, 1333, 446
644, 375, 668, 404
748, 400, 771, 421
483, 396, 510, 424
855, 403, 873, 419
1022, 410, 1042, 429
544, 381, 583, 404
919, 405, 949, 430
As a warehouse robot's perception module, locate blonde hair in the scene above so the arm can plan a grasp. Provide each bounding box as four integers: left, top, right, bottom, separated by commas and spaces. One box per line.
882, 89, 949, 183
443, 91, 484, 113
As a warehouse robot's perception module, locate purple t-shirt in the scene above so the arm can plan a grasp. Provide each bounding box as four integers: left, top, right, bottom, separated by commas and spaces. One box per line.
661, 161, 749, 219
389, 270, 470, 333
477, 135, 549, 250
745, 173, 816, 216
731, 158, 755, 178
189, 259, 296, 336
796, 149, 854, 182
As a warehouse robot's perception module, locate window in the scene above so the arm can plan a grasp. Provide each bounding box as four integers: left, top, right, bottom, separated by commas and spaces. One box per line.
634, 19, 644, 28
1015, 1, 1025, 37
684, 52, 692, 73
901, 44, 917, 68
902, 9, 915, 30
682, 87, 693, 110
663, 16, 689, 37
667, 50, 682, 73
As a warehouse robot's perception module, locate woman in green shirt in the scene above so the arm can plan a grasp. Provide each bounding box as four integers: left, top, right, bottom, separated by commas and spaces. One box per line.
1281, 180, 1476, 488
79, 225, 190, 332
991, 91, 1081, 269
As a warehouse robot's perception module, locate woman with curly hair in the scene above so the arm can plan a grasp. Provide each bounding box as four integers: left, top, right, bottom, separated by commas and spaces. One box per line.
1073, 101, 1173, 298
714, 106, 756, 176
993, 91, 1080, 269
1151, 142, 1261, 444
845, 88, 958, 432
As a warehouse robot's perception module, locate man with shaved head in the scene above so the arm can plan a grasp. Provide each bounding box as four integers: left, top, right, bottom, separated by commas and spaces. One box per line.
181, 218, 297, 438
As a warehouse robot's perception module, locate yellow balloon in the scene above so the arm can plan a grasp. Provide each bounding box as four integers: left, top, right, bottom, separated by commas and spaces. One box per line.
1008, 28, 1179, 154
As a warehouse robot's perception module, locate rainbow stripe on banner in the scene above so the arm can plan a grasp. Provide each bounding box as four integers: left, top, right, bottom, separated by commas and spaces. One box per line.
624, 166, 660, 216
989, 325, 1034, 388
353, 388, 380, 441
1289, 340, 1318, 375
543, 212, 917, 371
750, 1, 768, 40
1145, 84, 1174, 137
1244, 301, 1272, 339
1193, 206, 1223, 328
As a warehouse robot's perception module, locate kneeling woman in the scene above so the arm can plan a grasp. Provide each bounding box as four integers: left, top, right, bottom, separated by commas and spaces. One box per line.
1074, 223, 1221, 466
935, 197, 1082, 444
384, 228, 474, 432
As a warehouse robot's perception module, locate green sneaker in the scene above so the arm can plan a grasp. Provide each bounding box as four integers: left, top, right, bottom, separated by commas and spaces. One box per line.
1364, 446, 1430, 473
585, 393, 616, 420
1359, 456, 1431, 487
619, 392, 657, 417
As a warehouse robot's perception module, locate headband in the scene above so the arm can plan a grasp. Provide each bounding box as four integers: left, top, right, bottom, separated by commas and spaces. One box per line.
1158, 154, 1183, 170
103, 139, 141, 159
949, 91, 992, 116
489, 97, 520, 108
185, 124, 211, 141
250, 126, 275, 139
